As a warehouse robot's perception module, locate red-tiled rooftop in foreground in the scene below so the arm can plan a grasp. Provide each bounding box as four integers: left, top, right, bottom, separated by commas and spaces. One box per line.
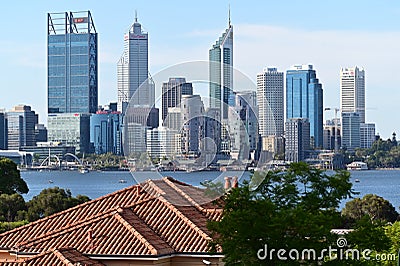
0, 247, 104, 265
0, 177, 224, 264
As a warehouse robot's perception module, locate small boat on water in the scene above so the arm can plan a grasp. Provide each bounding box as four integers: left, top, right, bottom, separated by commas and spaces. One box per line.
355, 179, 360, 183
118, 179, 127, 183
48, 180, 54, 184
79, 168, 89, 174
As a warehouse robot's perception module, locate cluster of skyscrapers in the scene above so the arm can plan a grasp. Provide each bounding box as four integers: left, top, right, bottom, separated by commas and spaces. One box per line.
0, 10, 377, 169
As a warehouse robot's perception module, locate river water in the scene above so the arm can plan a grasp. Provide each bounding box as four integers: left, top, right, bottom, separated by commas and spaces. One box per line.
20, 170, 400, 210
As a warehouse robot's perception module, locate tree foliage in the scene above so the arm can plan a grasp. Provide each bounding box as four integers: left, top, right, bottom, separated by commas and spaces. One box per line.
208, 162, 356, 265
346, 216, 391, 252
0, 158, 29, 195
0, 220, 28, 234
351, 136, 400, 169
26, 187, 90, 221
0, 193, 26, 222
342, 194, 399, 223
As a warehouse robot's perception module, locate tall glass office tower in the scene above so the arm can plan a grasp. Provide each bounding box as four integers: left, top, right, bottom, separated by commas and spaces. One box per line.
286, 65, 323, 148
118, 14, 154, 112
209, 20, 233, 120
47, 11, 98, 114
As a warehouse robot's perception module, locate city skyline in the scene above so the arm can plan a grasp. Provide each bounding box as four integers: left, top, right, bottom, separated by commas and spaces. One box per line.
1, 1, 400, 137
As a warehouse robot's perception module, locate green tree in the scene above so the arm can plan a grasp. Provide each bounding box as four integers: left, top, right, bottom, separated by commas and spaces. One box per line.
346, 216, 391, 251
0, 193, 26, 222
208, 163, 355, 265
384, 221, 400, 261
26, 187, 90, 221
0, 158, 29, 195
342, 194, 399, 223
200, 180, 224, 199
0, 220, 28, 234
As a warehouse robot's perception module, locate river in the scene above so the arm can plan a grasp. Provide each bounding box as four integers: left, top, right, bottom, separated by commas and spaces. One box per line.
20, 169, 400, 210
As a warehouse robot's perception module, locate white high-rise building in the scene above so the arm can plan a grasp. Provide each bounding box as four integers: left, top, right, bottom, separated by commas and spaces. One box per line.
146, 127, 179, 160
117, 14, 154, 112
340, 67, 365, 123
257, 67, 284, 138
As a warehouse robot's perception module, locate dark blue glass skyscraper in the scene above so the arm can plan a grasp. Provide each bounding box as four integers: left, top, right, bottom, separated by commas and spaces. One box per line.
286, 65, 323, 148
47, 11, 98, 114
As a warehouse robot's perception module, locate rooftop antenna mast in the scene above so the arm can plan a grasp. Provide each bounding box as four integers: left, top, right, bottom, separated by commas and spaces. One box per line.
228, 4, 231, 26
135, 10, 138, 22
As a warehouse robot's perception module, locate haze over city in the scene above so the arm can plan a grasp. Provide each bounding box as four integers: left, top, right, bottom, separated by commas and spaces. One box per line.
1, 0, 400, 137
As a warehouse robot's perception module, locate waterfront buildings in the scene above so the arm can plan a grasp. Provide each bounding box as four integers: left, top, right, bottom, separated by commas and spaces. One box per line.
285, 118, 310, 162
161, 78, 193, 123
117, 14, 154, 112
47, 113, 90, 154
340, 67, 365, 123
6, 105, 37, 150
286, 65, 323, 148
341, 112, 361, 152
47, 11, 98, 114
21, 142, 75, 165
257, 67, 284, 138
360, 123, 376, 149
90, 109, 122, 155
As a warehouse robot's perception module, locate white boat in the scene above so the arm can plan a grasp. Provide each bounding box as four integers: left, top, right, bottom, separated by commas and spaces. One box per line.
79, 168, 89, 174
118, 179, 127, 183
347, 162, 368, 171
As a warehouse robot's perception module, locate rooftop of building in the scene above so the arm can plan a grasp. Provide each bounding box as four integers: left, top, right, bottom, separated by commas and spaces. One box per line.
0, 177, 224, 264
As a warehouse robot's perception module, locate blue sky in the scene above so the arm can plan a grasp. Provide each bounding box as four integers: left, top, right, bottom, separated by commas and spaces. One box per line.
1, 0, 400, 138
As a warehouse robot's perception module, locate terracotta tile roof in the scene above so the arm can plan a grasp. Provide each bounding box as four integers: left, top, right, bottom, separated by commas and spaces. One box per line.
0, 177, 224, 261
0, 185, 146, 249
0, 247, 104, 265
